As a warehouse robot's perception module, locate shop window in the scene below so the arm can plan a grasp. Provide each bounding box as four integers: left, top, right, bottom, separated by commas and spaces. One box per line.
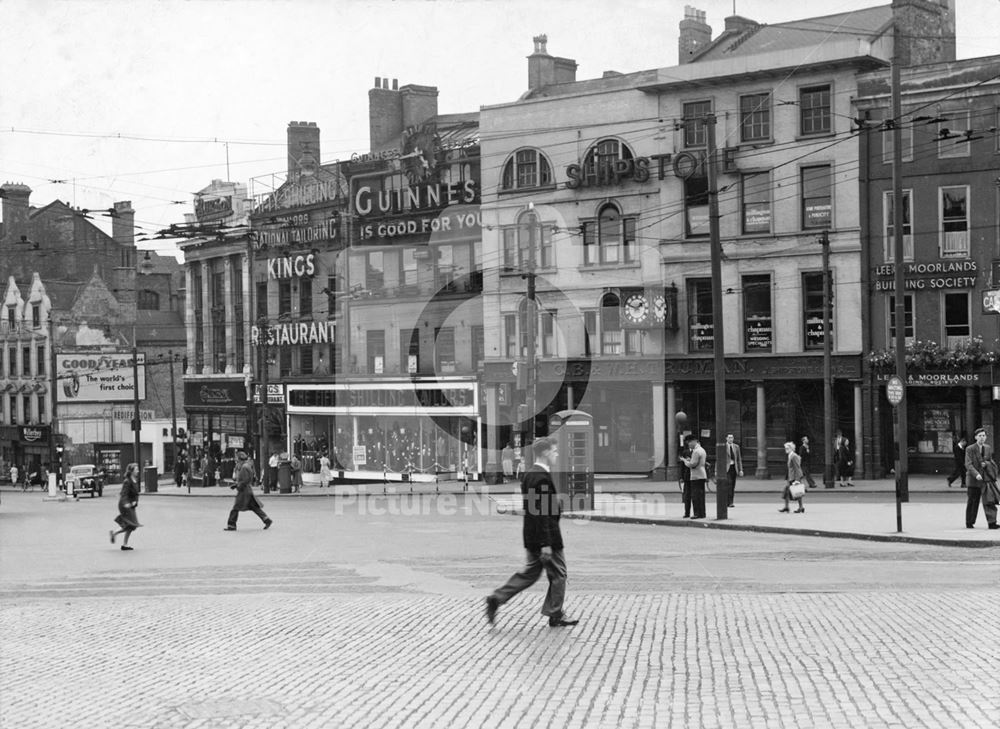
36, 346, 45, 376
741, 172, 771, 234
801, 165, 832, 229
435, 327, 456, 373
743, 275, 772, 352
279, 348, 292, 378
582, 138, 635, 185
799, 84, 831, 136
944, 292, 970, 348
883, 113, 913, 163
366, 330, 385, 374
138, 290, 159, 310
940, 186, 969, 257
888, 294, 914, 345
883, 190, 913, 261
31, 303, 41, 328
687, 278, 714, 352
501, 148, 553, 190
938, 111, 970, 159
684, 175, 709, 238
582, 204, 636, 265
472, 325, 484, 367
803, 272, 833, 350
739, 92, 771, 142
682, 100, 711, 148
278, 280, 292, 318
299, 277, 312, 317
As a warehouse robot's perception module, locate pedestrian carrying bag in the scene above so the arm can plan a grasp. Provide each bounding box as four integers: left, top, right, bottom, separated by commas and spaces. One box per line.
788, 480, 806, 499
983, 480, 1000, 506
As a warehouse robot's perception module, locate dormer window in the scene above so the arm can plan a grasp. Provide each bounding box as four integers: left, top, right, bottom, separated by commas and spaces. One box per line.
501, 149, 553, 190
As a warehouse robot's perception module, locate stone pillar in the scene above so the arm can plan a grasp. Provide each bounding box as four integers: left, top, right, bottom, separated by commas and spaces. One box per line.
652, 382, 665, 480
484, 384, 501, 484
755, 381, 769, 478
224, 256, 235, 374
201, 261, 213, 375
242, 253, 252, 371
853, 382, 863, 474
666, 383, 678, 481
185, 264, 196, 376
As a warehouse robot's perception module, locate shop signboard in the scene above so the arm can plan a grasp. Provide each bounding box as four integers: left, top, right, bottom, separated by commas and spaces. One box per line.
252, 383, 285, 405
184, 380, 248, 408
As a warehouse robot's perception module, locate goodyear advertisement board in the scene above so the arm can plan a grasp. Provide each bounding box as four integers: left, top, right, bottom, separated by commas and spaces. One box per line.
56, 352, 146, 402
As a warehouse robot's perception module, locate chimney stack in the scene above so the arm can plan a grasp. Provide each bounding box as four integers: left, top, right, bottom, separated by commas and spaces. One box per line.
112, 200, 135, 251
287, 121, 321, 179
891, 0, 956, 66
0, 183, 32, 247
527, 34, 577, 93
400, 84, 439, 131
679, 6, 712, 64
369, 78, 404, 153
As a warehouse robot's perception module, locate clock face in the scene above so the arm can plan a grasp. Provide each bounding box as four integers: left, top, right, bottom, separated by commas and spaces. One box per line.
624, 294, 649, 323
652, 295, 667, 322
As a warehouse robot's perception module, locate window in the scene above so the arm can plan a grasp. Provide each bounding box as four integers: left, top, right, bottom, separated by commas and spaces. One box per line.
584, 311, 598, 356
741, 172, 771, 234
582, 204, 636, 265
739, 92, 771, 142
401, 329, 419, 374
799, 84, 831, 135
300, 345, 313, 375
7, 306, 15, 329
743, 275, 772, 352
684, 175, 710, 238
8, 347, 16, 377
600, 294, 623, 355
944, 292, 970, 347
940, 186, 969, 257
138, 290, 159, 310
938, 111, 970, 159
472, 325, 484, 367
8, 394, 16, 424
278, 280, 292, 318
22, 395, 30, 423
365, 251, 385, 293
541, 311, 555, 357
803, 273, 833, 350
38, 395, 45, 423
31, 304, 41, 328
22, 347, 31, 376
582, 139, 635, 185
501, 148, 553, 190
366, 330, 385, 374
687, 279, 714, 352
36, 346, 45, 376
882, 115, 914, 163
682, 100, 711, 147
502, 211, 553, 271
888, 294, 914, 344
883, 190, 913, 261
401, 249, 417, 288
256, 281, 268, 321
504, 314, 518, 358
801, 165, 832, 229
279, 347, 292, 378
435, 327, 456, 373
299, 277, 312, 317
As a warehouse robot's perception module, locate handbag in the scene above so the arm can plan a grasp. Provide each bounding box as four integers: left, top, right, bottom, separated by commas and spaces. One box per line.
788, 480, 806, 499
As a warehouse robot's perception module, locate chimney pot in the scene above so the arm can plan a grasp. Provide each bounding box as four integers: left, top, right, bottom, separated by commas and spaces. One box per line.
374, 77, 381, 88
392, 78, 398, 90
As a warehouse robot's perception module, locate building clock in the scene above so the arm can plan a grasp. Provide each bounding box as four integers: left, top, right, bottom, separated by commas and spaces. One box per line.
624, 293, 649, 324
652, 295, 667, 323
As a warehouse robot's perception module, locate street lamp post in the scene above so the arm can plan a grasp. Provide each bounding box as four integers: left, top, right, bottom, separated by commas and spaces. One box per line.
132, 252, 155, 479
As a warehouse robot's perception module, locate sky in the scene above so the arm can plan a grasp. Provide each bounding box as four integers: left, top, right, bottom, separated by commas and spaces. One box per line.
4, 0, 1000, 258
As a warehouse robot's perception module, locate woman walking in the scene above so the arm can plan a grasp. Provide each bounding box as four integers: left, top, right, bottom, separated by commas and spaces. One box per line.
110, 463, 141, 550
319, 451, 332, 488
780, 441, 805, 514
835, 432, 855, 487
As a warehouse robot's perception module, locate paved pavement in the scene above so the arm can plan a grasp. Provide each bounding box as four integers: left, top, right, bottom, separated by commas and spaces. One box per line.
11, 470, 994, 548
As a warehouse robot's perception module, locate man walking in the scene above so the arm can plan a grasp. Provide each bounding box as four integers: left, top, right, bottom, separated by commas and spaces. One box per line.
724, 433, 743, 508
947, 434, 967, 487
964, 427, 998, 529
799, 436, 818, 489
485, 436, 579, 628
224, 451, 272, 531
682, 435, 708, 519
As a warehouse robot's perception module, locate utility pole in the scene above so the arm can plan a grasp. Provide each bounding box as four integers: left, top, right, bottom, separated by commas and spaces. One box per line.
706, 113, 728, 520
523, 203, 539, 453
132, 323, 142, 472
48, 316, 59, 491
821, 230, 834, 488
258, 317, 270, 492
891, 13, 909, 530
168, 349, 178, 476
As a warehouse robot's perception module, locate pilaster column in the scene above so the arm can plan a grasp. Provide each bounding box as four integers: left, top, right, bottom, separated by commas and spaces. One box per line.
755, 381, 768, 478
666, 383, 678, 481
224, 256, 235, 373
853, 381, 863, 474
652, 382, 665, 480
201, 261, 212, 374
185, 264, 196, 376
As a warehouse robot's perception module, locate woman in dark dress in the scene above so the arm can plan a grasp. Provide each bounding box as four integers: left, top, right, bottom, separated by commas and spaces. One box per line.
109, 462, 141, 551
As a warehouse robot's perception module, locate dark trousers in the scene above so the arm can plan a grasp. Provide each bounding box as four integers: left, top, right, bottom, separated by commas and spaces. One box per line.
228, 503, 269, 528
491, 548, 567, 618
948, 464, 966, 486
682, 478, 692, 517
801, 462, 817, 488
966, 483, 998, 526
727, 466, 738, 506
689, 479, 706, 518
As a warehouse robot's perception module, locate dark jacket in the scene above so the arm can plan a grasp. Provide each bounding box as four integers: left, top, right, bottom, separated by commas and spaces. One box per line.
115, 476, 141, 531
521, 464, 563, 551
232, 460, 261, 511
965, 442, 994, 487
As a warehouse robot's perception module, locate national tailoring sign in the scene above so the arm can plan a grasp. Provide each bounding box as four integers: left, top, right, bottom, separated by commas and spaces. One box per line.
56, 352, 146, 402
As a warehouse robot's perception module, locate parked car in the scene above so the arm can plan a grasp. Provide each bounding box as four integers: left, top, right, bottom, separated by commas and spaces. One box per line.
66, 464, 104, 497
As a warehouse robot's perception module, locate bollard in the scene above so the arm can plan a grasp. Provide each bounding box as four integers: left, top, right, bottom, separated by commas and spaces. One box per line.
48, 471, 58, 498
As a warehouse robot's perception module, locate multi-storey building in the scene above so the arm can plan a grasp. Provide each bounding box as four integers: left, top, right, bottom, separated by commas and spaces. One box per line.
855, 54, 1000, 477
479, 2, 955, 478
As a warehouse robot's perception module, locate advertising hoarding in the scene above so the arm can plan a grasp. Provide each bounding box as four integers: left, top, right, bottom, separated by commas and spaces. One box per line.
56, 352, 146, 402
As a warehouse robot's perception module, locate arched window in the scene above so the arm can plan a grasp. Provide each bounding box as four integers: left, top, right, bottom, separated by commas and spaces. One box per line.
582, 203, 636, 266
582, 138, 634, 183
137, 289, 159, 310
501, 209, 553, 270
501, 149, 553, 190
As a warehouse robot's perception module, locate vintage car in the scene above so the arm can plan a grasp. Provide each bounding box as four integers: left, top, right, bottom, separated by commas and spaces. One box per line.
66, 464, 104, 497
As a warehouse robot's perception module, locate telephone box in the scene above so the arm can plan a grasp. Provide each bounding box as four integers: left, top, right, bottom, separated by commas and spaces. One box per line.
548, 409, 594, 511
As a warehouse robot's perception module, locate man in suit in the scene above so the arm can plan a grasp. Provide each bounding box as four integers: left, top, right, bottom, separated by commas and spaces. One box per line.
682, 436, 708, 519
485, 436, 579, 628
964, 427, 999, 529
224, 451, 273, 532
724, 433, 743, 508
679, 434, 694, 518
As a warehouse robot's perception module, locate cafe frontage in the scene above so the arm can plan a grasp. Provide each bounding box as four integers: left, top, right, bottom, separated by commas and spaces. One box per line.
183, 378, 250, 483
